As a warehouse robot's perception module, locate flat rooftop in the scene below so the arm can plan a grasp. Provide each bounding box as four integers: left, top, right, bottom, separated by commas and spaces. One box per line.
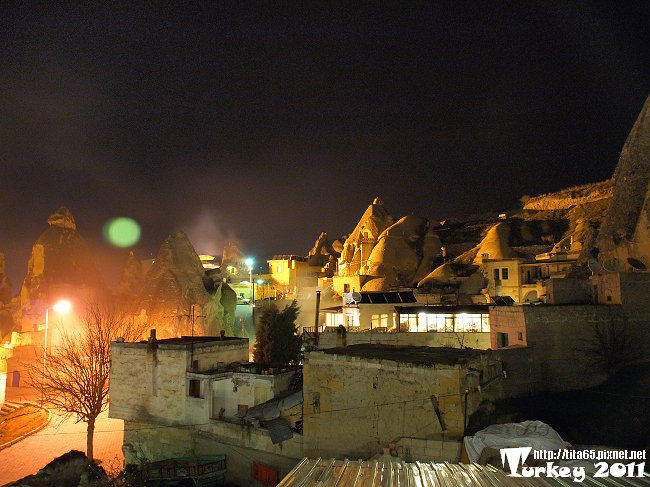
151, 336, 244, 344
320, 344, 484, 366
114, 336, 249, 349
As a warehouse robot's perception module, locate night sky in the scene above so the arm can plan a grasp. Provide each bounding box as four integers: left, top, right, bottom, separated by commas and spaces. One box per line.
1, 3, 649, 287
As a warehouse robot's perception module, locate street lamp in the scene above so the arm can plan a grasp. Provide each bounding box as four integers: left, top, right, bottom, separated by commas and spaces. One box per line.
245, 258, 254, 305
42, 299, 72, 404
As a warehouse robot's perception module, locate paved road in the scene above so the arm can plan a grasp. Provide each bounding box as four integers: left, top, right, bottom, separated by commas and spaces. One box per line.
0, 409, 124, 486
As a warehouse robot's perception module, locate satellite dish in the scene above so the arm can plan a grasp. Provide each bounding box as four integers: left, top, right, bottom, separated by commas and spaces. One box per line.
627, 257, 647, 270
587, 258, 602, 275
602, 257, 624, 272
343, 293, 354, 304
351, 292, 362, 303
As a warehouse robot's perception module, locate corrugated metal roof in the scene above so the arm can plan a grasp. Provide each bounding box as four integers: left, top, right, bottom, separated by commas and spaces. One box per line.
278, 458, 650, 487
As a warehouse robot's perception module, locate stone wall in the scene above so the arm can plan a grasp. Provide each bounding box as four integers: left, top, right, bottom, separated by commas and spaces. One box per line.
110, 344, 190, 424
546, 278, 594, 305
393, 437, 462, 463
490, 302, 647, 394
302, 349, 501, 460
110, 340, 249, 425
522, 305, 620, 391
318, 331, 491, 350
491, 347, 538, 398
123, 419, 303, 486
619, 272, 650, 357
489, 307, 527, 349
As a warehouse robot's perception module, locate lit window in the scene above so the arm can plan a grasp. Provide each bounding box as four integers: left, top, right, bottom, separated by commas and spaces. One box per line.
501, 268, 509, 280
399, 314, 418, 332
277, 265, 282, 273
481, 315, 490, 332
454, 314, 482, 332
371, 314, 388, 328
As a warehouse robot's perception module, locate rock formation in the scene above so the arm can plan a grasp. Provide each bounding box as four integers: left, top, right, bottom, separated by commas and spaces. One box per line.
339, 197, 394, 272
116, 251, 146, 298
470, 222, 518, 265
0, 250, 13, 337
307, 232, 341, 277
129, 231, 236, 338
364, 215, 439, 289
597, 94, 650, 267
14, 207, 108, 330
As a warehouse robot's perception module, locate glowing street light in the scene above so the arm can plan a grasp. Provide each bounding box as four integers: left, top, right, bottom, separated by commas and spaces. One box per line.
245, 258, 254, 305
42, 299, 72, 404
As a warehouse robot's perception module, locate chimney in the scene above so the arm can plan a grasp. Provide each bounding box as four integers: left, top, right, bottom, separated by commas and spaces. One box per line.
147, 329, 158, 352
314, 290, 321, 344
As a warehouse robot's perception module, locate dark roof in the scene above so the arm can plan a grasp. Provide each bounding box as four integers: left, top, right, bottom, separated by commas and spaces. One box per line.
152, 336, 244, 344
320, 344, 484, 366
270, 254, 307, 261
321, 305, 343, 312
360, 291, 417, 304
394, 305, 490, 314
120, 336, 250, 349
266, 418, 294, 444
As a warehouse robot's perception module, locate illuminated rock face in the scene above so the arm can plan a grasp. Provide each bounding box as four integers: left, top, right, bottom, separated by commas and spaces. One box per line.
130, 232, 236, 338
0, 251, 13, 337
307, 232, 341, 277
597, 94, 650, 266
365, 216, 437, 288
14, 207, 108, 330
116, 251, 145, 298
339, 197, 394, 270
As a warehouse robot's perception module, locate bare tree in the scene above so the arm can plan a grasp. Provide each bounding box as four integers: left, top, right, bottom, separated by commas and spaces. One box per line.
26, 300, 146, 459
579, 317, 639, 377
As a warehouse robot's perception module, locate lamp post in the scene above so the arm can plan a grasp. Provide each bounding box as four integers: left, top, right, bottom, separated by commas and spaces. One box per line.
245, 258, 254, 304
245, 258, 255, 328
42, 299, 72, 404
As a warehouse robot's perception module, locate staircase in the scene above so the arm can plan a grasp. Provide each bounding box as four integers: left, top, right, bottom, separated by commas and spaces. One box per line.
0, 401, 21, 417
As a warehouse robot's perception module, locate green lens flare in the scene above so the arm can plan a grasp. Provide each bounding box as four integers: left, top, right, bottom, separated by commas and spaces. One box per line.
103, 217, 141, 248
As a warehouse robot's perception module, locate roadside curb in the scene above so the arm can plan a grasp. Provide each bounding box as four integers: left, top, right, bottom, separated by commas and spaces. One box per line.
0, 402, 52, 451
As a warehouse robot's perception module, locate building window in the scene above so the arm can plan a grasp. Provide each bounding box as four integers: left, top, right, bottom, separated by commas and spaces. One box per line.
454, 314, 483, 332
399, 313, 418, 332
493, 268, 500, 280
497, 332, 509, 348
277, 265, 282, 273
189, 379, 201, 398
517, 332, 523, 341
501, 268, 509, 280
371, 314, 388, 328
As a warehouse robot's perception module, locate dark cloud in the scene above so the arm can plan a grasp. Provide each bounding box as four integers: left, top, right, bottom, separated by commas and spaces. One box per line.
0, 2, 649, 286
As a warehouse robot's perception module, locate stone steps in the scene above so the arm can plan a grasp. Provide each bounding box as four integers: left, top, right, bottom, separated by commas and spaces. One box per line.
0, 401, 21, 416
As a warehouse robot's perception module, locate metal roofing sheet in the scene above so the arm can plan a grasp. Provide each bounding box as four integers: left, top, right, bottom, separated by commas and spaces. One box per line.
266, 418, 294, 444
277, 458, 650, 487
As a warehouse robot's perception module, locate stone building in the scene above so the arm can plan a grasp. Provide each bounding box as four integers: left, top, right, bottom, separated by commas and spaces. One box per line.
109, 334, 303, 486
302, 344, 503, 461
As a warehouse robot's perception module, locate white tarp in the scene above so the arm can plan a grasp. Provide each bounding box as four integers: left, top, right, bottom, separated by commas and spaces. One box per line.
463, 420, 570, 463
